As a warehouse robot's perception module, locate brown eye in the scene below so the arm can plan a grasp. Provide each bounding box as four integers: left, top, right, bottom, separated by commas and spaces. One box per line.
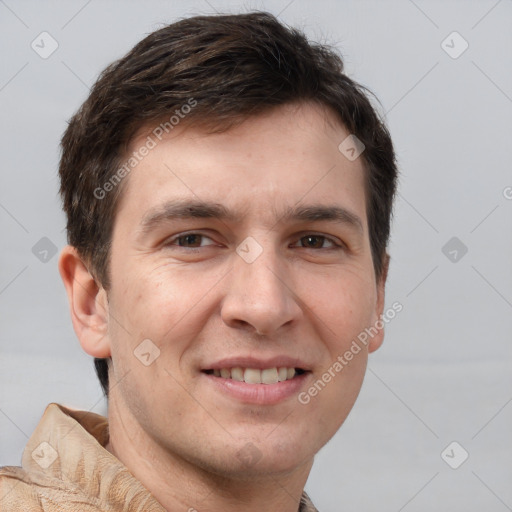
167, 233, 216, 248
299, 235, 336, 249
176, 234, 203, 247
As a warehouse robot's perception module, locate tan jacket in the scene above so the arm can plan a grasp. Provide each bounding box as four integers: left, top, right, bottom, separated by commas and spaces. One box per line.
0, 403, 318, 511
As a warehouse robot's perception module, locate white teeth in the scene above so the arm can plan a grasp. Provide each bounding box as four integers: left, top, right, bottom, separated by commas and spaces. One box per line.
244, 368, 261, 384
261, 368, 279, 384
231, 367, 244, 381
212, 366, 299, 384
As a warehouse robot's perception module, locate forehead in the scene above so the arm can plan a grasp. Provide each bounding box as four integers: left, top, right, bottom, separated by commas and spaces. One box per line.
115, 102, 367, 231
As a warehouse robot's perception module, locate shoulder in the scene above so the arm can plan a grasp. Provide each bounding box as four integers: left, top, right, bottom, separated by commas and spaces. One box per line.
0, 465, 103, 511
0, 465, 42, 511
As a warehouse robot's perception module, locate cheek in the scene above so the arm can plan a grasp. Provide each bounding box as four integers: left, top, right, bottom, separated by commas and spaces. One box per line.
106, 273, 193, 415
108, 264, 222, 368
295, 270, 376, 428
113, 264, 185, 329
302, 269, 377, 352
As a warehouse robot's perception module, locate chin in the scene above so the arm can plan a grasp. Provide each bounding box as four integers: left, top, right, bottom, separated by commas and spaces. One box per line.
231, 434, 318, 477
214, 451, 311, 481
185, 434, 314, 480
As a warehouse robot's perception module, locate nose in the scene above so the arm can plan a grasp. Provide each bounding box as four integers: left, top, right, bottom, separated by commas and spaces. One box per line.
220, 241, 302, 336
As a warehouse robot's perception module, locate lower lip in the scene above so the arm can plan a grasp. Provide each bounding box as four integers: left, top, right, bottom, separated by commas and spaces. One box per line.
202, 372, 310, 405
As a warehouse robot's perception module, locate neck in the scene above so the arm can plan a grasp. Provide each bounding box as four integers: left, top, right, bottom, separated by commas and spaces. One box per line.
105, 398, 313, 512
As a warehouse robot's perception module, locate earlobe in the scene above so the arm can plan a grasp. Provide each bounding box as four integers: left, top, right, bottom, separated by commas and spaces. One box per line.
58, 245, 111, 358
368, 253, 390, 354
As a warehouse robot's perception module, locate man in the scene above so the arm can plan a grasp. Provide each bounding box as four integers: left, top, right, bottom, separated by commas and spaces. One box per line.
0, 11, 397, 512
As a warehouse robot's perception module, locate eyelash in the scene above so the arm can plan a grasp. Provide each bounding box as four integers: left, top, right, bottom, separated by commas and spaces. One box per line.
165, 232, 344, 250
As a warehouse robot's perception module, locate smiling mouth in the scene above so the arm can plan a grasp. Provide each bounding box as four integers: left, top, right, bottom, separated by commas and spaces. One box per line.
203, 367, 307, 384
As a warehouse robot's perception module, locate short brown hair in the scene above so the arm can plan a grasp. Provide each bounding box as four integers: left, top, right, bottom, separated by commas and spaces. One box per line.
59, 11, 398, 398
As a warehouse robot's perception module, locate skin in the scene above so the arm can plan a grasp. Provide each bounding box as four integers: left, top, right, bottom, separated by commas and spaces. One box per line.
59, 101, 388, 512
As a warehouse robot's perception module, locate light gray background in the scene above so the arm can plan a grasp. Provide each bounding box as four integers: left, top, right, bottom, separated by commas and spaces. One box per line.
1, 1, 511, 510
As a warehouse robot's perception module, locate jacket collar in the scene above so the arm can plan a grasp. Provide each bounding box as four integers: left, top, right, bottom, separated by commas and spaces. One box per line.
22, 403, 317, 511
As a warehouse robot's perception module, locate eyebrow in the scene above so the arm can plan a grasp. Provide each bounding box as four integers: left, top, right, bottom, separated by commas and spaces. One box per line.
138, 199, 363, 235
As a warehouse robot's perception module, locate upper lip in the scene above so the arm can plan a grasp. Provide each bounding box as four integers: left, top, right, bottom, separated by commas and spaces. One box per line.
202, 356, 310, 371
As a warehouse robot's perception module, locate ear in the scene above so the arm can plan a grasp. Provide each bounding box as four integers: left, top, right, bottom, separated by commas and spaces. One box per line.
58, 245, 111, 358
368, 253, 390, 354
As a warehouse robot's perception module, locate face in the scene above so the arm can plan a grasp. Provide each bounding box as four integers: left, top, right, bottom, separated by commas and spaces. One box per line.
104, 102, 386, 478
